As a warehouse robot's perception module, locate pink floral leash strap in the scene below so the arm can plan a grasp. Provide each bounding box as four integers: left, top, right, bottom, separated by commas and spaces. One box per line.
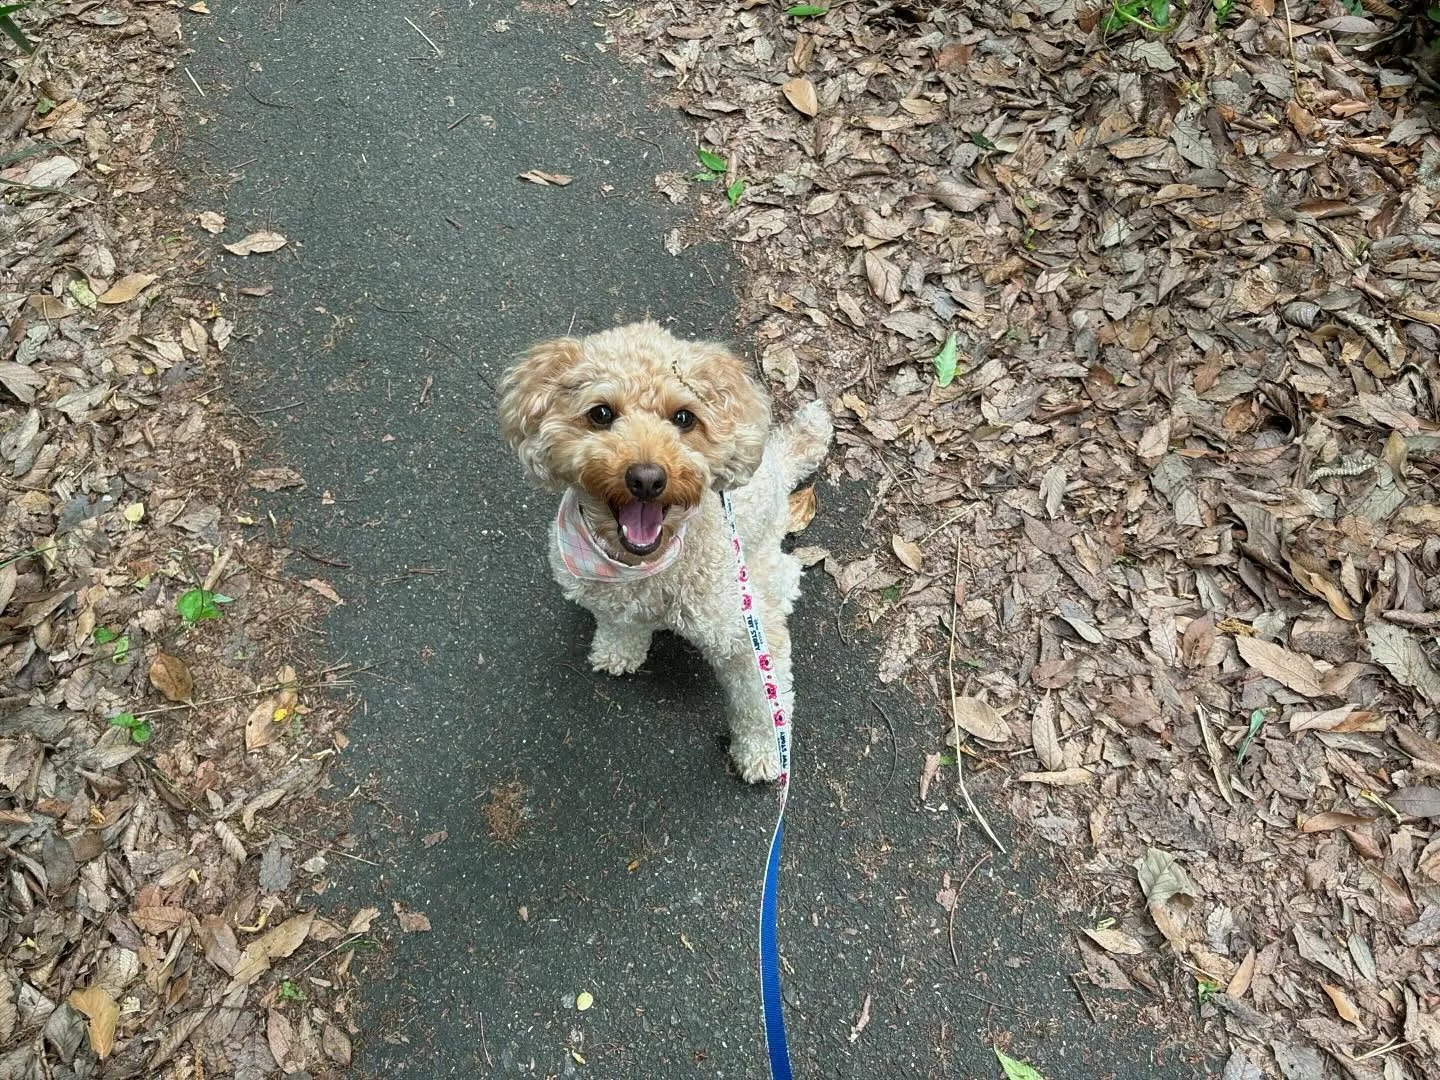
718, 490, 792, 1080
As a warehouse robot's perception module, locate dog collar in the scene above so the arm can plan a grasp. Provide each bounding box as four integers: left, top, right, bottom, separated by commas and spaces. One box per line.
553, 488, 695, 582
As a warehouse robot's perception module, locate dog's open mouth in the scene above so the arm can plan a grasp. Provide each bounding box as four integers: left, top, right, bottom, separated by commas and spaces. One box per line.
612, 500, 666, 556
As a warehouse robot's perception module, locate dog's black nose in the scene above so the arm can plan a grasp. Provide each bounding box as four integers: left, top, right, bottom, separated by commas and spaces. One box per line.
625, 463, 667, 500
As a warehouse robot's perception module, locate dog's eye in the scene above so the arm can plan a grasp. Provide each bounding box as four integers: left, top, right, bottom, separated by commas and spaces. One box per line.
587, 404, 616, 427
671, 409, 697, 432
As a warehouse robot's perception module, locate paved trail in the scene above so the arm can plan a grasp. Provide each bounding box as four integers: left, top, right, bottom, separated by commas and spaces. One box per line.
185, 4, 1206, 1077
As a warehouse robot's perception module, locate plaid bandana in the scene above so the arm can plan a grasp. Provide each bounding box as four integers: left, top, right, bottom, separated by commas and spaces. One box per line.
553, 488, 695, 582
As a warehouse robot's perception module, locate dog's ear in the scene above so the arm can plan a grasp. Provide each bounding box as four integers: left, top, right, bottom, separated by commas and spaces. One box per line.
498, 337, 582, 486
688, 344, 771, 489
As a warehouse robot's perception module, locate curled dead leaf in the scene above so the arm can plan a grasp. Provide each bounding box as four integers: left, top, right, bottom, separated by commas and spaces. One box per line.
1016, 767, 1094, 786
891, 534, 924, 573
1083, 927, 1145, 955
230, 911, 315, 988
245, 696, 281, 752
1300, 811, 1375, 833
301, 578, 343, 604
148, 652, 193, 702
1320, 982, 1361, 1026
519, 170, 573, 186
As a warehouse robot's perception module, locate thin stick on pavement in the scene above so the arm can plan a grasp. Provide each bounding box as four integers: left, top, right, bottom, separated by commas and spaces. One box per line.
947, 531, 1006, 854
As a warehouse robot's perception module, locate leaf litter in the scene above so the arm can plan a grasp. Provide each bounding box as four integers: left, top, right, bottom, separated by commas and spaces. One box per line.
1, 7, 383, 1077
606, 0, 1440, 1074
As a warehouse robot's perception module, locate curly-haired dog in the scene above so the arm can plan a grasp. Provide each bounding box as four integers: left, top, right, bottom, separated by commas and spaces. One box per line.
498, 321, 832, 782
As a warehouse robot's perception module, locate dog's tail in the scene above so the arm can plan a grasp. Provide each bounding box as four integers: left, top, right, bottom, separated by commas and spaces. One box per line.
778, 399, 833, 488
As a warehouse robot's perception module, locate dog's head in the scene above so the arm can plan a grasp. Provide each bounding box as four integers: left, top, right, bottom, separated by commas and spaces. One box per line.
498, 321, 770, 557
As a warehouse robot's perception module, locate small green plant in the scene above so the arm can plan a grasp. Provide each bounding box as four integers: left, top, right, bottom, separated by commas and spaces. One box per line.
995, 1048, 1045, 1080
1102, 0, 1176, 34
1235, 708, 1266, 766
692, 147, 727, 182
784, 4, 829, 15
0, 3, 34, 53
1340, 0, 1363, 13
691, 148, 746, 208
109, 712, 152, 744
1196, 976, 1222, 1005
93, 627, 132, 663
1429, 5, 1440, 23
176, 587, 232, 625
278, 980, 306, 1002
932, 331, 959, 388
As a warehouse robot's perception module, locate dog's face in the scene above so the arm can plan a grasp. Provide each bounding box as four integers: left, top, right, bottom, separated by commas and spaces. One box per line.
498, 322, 771, 558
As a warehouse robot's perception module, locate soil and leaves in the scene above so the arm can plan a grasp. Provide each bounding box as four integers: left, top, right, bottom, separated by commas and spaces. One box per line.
2, 4, 372, 1076
610, 0, 1440, 1076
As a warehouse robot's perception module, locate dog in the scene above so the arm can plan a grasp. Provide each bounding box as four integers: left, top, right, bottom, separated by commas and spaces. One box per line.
498, 321, 832, 782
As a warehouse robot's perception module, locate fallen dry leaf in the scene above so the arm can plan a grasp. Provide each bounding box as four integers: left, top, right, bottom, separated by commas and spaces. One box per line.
891, 534, 923, 573
148, 652, 193, 702
949, 695, 1009, 743
1083, 927, 1145, 956
1320, 982, 1361, 1026
244, 696, 281, 752
231, 911, 315, 987
66, 986, 118, 1059
197, 210, 225, 233
301, 578, 343, 604
1235, 635, 1325, 698
1301, 811, 1375, 833
782, 77, 818, 117
96, 272, 156, 304
1016, 768, 1094, 786
392, 901, 431, 933
267, 1009, 306, 1073
222, 230, 288, 256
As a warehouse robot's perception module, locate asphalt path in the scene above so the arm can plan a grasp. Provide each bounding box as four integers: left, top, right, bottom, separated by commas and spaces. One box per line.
183, 3, 1209, 1077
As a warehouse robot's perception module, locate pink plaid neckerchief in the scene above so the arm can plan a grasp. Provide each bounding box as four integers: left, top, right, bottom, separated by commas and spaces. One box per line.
553, 488, 694, 583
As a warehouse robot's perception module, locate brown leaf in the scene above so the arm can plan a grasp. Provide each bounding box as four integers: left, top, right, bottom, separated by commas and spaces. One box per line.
131, 906, 194, 936
222, 230, 288, 256
66, 986, 118, 1059
781, 78, 818, 117
1082, 927, 1145, 955
267, 1010, 307, 1073
197, 210, 225, 234
1235, 635, 1324, 697
1031, 694, 1063, 772
1180, 613, 1215, 669
392, 901, 431, 933
891, 534, 924, 573
1366, 623, 1440, 704
96, 273, 156, 304
1301, 812, 1375, 833
918, 752, 940, 802
244, 696, 281, 752
230, 911, 315, 987
1320, 982, 1360, 1026
346, 907, 380, 935
301, 578, 343, 604
1227, 947, 1256, 998
323, 1022, 353, 1066
786, 487, 817, 533
950, 695, 1009, 743
148, 653, 193, 702
518, 170, 573, 186
863, 251, 901, 305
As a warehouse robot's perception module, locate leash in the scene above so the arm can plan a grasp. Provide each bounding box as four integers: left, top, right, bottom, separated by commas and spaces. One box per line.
718, 491, 793, 1080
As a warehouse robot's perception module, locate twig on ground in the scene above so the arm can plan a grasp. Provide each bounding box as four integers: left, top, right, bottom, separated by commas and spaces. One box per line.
1069, 972, 1098, 1023
288, 831, 380, 866
946, 851, 993, 966
404, 16, 443, 58
871, 698, 899, 795
127, 665, 369, 719
947, 533, 1006, 854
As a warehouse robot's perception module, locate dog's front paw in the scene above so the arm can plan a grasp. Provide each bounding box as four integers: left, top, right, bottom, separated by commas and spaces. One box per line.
588, 638, 649, 676
731, 736, 782, 784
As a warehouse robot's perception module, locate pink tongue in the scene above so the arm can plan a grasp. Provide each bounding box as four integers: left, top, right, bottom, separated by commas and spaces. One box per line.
618, 501, 664, 547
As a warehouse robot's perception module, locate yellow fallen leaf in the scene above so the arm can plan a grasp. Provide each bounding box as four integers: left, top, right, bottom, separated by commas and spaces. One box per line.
576, 991, 594, 1011
97, 273, 156, 304
122, 502, 145, 523
67, 985, 118, 1059
1321, 981, 1360, 1025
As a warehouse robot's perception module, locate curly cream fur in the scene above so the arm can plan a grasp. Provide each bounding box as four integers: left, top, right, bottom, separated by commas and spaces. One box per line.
499, 321, 832, 782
